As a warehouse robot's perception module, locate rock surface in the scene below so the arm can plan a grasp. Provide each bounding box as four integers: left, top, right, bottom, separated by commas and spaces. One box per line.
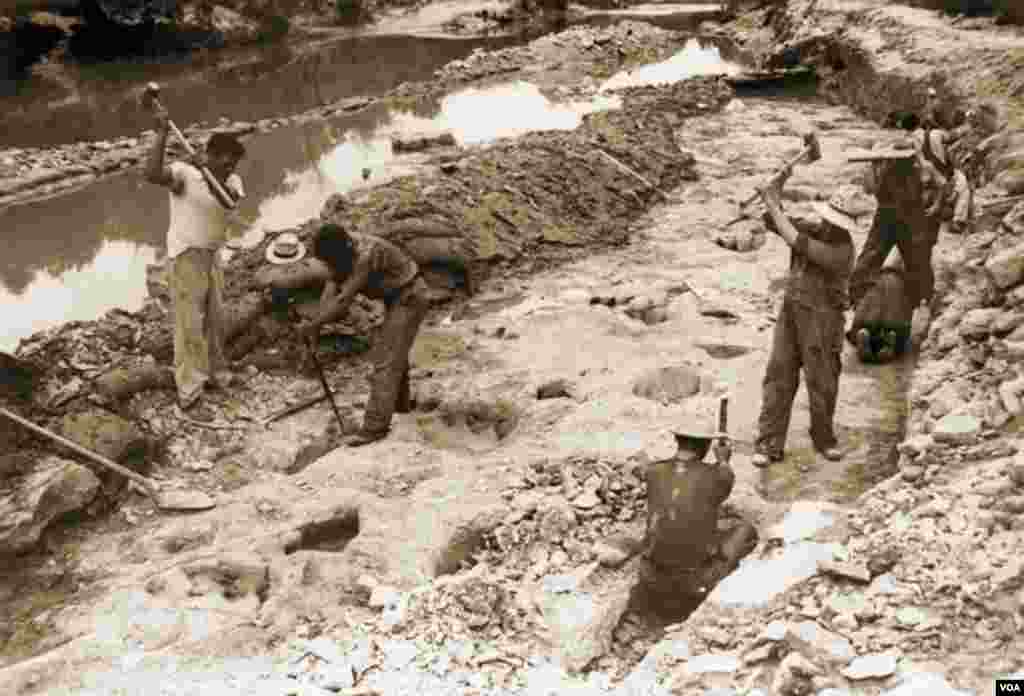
0, 457, 100, 555
631, 365, 702, 405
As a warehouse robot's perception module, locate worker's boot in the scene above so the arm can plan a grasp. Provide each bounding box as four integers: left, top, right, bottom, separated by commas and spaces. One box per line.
345, 428, 388, 447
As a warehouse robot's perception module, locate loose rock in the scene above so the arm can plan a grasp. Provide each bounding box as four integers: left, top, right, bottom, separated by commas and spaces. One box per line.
0, 457, 100, 555
631, 365, 702, 404
841, 653, 898, 680
931, 413, 982, 445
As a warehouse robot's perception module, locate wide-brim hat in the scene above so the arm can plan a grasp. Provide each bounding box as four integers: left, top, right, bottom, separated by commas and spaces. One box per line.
265, 232, 307, 265
813, 184, 873, 235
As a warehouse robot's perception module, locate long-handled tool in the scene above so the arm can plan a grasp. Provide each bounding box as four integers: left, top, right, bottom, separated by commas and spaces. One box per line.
255, 393, 330, 430
0, 407, 216, 512
303, 335, 347, 432
722, 131, 821, 229
141, 82, 238, 211
737, 130, 822, 210
594, 148, 674, 202
712, 396, 732, 465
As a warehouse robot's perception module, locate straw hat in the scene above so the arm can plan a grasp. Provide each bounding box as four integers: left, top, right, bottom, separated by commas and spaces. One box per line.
265, 232, 307, 265
813, 184, 874, 235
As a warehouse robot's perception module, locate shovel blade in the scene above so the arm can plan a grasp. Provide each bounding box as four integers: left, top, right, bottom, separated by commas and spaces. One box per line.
157, 490, 217, 512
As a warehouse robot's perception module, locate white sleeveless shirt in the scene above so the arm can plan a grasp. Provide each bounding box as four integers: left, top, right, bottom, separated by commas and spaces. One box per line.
166, 161, 245, 260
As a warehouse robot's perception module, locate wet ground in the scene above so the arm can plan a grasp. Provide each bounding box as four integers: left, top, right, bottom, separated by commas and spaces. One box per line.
1, 29, 741, 353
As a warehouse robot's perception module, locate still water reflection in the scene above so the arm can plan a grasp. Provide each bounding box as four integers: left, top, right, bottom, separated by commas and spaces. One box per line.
0, 33, 525, 149
1, 37, 739, 353
599, 36, 743, 91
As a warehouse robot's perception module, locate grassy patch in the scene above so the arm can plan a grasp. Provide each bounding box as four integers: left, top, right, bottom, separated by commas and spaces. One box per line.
219, 459, 252, 492
760, 450, 816, 501
411, 332, 468, 368
493, 398, 518, 421
2, 589, 69, 662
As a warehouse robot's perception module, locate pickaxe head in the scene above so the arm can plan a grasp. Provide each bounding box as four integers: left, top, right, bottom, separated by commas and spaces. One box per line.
803, 131, 822, 164
141, 82, 162, 110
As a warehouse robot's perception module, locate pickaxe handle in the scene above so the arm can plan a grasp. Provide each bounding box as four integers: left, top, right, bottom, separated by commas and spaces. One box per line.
739, 147, 810, 208
146, 87, 238, 210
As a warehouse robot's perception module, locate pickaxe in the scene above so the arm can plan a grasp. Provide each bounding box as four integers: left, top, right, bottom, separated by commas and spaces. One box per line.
737, 130, 822, 211
141, 82, 239, 210
722, 131, 821, 229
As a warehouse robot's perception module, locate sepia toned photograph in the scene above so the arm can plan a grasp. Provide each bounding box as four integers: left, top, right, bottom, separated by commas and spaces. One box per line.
2, 0, 1023, 693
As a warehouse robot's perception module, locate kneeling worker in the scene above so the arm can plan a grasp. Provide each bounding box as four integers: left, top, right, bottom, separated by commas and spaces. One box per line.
299, 223, 430, 447
847, 249, 914, 364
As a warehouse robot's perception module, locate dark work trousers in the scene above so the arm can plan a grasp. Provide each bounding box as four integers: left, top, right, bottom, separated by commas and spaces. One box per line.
756, 298, 844, 456
849, 208, 938, 311
362, 277, 430, 434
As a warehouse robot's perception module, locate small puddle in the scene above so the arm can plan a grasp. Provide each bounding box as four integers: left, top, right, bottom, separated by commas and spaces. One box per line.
599, 36, 743, 92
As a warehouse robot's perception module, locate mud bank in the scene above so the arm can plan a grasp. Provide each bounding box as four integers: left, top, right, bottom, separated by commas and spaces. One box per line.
643, 2, 1024, 694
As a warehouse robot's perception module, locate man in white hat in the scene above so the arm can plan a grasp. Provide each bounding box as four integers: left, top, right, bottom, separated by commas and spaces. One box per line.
752, 173, 864, 468
298, 223, 429, 446
145, 107, 247, 421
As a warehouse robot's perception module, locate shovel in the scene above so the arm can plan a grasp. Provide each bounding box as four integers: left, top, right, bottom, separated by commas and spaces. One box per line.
141, 82, 238, 211
303, 335, 347, 432
0, 407, 216, 512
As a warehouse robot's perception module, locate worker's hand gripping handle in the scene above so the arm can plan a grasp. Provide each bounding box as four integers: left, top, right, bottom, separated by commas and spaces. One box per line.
713, 396, 732, 465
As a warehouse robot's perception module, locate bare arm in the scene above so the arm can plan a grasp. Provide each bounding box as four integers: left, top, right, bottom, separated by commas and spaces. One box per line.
311, 258, 371, 330
144, 106, 184, 194
762, 191, 853, 274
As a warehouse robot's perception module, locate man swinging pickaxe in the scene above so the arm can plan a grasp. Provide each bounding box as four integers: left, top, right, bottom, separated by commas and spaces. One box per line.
725, 131, 822, 227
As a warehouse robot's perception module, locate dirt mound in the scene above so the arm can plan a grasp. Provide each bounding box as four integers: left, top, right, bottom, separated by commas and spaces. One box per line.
223, 76, 729, 357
